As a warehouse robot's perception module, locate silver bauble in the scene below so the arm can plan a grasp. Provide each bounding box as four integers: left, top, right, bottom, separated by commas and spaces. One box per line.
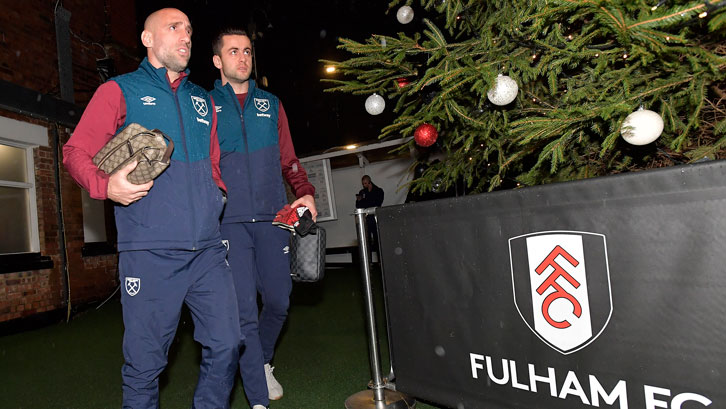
365, 93, 386, 115
487, 74, 519, 106
396, 6, 415, 24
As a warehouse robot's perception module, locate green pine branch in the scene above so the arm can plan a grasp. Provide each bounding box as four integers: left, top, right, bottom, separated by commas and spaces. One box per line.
324, 0, 726, 194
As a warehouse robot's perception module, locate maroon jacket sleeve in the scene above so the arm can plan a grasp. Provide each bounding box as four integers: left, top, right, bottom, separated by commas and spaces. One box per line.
209, 96, 226, 192
278, 102, 315, 198
62, 81, 126, 200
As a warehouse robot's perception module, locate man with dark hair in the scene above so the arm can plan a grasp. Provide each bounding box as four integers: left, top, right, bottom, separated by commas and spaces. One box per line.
210, 29, 317, 408
356, 175, 385, 248
63, 8, 240, 409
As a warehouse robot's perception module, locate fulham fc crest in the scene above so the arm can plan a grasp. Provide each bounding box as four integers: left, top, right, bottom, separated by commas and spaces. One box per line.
191, 96, 208, 116
125, 277, 140, 297
509, 231, 612, 354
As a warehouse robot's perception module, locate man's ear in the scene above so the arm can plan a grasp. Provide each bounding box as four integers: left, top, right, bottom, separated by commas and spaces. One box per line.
141, 30, 153, 48
212, 54, 222, 70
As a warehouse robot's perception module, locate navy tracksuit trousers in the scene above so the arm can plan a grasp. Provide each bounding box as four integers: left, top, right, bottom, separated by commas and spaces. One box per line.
118, 244, 242, 409
221, 222, 292, 407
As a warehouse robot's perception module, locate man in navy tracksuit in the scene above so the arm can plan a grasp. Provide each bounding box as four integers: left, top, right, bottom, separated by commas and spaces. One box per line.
63, 9, 241, 409
209, 29, 317, 408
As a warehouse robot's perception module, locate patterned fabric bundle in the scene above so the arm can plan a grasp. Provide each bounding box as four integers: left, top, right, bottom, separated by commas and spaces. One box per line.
93, 123, 173, 184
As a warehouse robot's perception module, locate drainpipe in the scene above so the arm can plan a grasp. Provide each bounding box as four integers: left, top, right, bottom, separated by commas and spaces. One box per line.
52, 124, 71, 321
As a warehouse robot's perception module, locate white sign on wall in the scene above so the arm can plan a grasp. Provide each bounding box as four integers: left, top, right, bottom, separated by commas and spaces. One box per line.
301, 159, 337, 221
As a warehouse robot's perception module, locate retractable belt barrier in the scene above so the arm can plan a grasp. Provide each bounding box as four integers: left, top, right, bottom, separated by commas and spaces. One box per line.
376, 160, 726, 409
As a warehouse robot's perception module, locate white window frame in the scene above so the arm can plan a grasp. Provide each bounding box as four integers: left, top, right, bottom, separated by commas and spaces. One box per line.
0, 116, 48, 255
0, 140, 41, 254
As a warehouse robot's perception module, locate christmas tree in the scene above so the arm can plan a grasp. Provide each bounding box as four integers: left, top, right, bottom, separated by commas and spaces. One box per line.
324, 0, 726, 194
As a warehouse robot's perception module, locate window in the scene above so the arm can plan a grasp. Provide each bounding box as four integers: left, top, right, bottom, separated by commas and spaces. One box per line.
0, 116, 47, 257
82, 190, 108, 243
0, 141, 40, 254
81, 189, 116, 257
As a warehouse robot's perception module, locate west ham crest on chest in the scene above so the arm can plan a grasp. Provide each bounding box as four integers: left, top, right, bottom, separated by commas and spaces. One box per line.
254, 98, 270, 112
191, 95, 208, 116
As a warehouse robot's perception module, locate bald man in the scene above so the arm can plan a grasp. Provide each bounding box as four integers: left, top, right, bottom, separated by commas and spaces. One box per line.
63, 8, 241, 409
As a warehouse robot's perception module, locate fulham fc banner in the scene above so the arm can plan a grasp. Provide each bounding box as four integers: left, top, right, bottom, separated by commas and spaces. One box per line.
376, 161, 726, 409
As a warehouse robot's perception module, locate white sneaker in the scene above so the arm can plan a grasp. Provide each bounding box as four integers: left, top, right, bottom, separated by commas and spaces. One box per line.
264, 363, 283, 400
252, 405, 268, 409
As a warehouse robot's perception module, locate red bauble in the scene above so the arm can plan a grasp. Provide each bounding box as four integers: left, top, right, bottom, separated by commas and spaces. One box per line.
396, 77, 411, 88
414, 123, 438, 147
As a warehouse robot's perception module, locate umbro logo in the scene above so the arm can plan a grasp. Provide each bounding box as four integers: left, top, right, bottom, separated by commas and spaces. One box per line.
215, 105, 222, 113
140, 96, 156, 106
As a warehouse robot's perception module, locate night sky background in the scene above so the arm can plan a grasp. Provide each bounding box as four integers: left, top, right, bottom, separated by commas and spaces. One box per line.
134, 0, 409, 156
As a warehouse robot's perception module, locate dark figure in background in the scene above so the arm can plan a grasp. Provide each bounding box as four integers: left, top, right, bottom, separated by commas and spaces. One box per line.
355, 175, 385, 250
62, 8, 240, 409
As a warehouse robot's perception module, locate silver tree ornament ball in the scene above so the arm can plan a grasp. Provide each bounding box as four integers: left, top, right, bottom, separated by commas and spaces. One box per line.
397, 6, 415, 24
487, 74, 519, 106
620, 108, 664, 145
365, 93, 386, 115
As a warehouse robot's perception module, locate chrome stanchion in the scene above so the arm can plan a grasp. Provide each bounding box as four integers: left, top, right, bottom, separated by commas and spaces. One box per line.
345, 208, 416, 409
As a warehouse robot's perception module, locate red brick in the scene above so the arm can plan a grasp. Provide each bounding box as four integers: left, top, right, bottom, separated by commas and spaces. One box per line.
0, 0, 136, 325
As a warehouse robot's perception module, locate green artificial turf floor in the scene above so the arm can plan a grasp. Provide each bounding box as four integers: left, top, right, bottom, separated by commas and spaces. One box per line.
0, 265, 441, 409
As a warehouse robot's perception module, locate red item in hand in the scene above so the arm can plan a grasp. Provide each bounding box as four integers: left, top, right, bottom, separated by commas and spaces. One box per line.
273, 205, 316, 235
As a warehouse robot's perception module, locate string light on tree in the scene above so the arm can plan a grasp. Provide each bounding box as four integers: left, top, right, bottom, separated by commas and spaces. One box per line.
396, 6, 414, 24
414, 123, 438, 147
364, 93, 385, 115
620, 107, 664, 145
431, 178, 443, 193
487, 74, 519, 106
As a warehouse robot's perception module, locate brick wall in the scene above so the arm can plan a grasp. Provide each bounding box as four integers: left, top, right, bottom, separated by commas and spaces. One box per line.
0, 0, 138, 325
0, 111, 120, 324
0, 0, 140, 101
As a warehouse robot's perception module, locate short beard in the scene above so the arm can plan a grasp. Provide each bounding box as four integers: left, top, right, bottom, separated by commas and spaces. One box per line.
160, 52, 190, 73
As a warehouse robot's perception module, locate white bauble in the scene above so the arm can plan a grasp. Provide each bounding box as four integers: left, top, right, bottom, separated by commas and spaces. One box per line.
397, 6, 415, 24
365, 93, 386, 115
620, 109, 664, 145
487, 74, 519, 106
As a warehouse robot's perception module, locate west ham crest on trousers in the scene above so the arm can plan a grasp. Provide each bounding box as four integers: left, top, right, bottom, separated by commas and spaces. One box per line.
509, 231, 613, 354
191, 96, 208, 116
125, 277, 141, 296
254, 98, 270, 112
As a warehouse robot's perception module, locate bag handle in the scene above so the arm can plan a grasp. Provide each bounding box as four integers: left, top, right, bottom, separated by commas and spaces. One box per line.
151, 129, 174, 164
95, 130, 173, 170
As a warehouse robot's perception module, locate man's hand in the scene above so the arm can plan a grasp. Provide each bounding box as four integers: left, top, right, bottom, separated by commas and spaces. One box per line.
107, 161, 153, 205
291, 194, 317, 221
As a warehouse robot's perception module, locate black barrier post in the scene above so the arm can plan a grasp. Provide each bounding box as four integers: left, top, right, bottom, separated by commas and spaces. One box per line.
345, 208, 416, 409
